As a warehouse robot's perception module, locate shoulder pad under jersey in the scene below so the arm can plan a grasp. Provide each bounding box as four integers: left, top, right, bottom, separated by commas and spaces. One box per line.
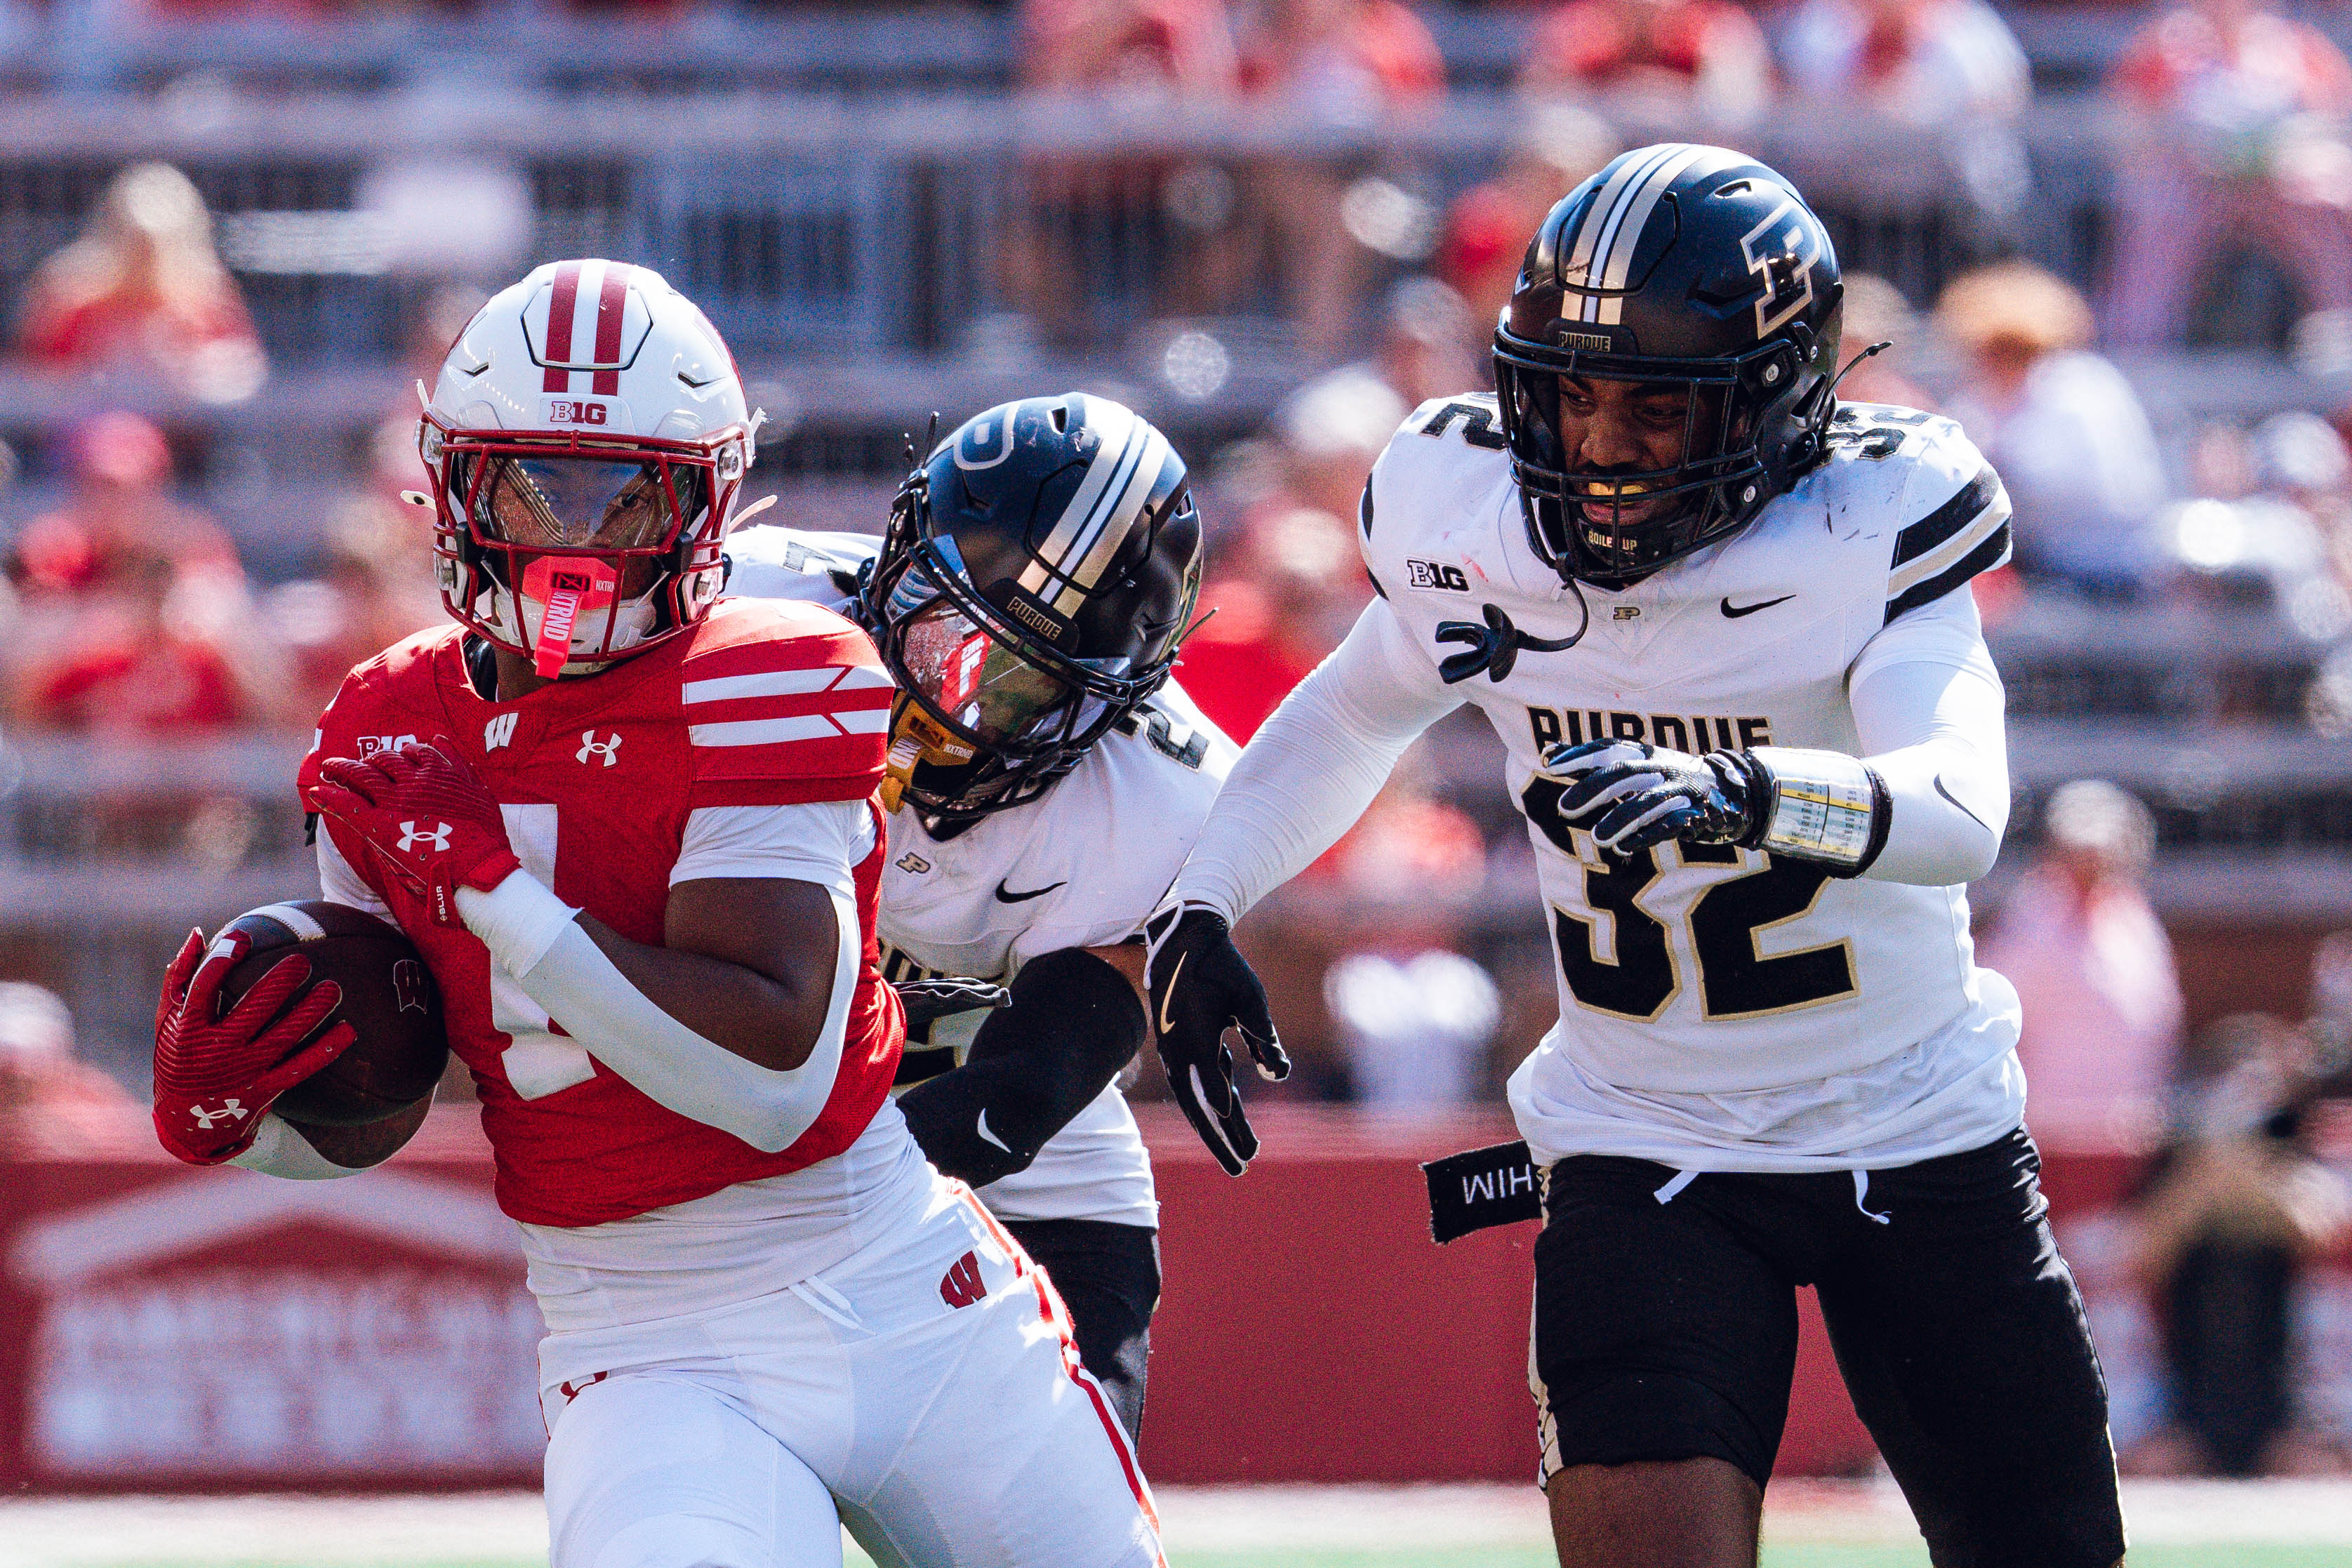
675, 597, 893, 808
1823, 404, 2013, 624
1360, 392, 1522, 601
723, 524, 880, 613
298, 626, 464, 800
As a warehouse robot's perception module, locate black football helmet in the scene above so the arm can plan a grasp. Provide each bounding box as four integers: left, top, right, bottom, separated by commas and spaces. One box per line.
861, 392, 1203, 827
1494, 143, 1845, 590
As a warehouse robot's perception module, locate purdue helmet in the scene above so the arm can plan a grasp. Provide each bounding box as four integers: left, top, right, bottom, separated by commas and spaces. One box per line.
862, 393, 1203, 825
1494, 145, 1845, 590
420, 260, 756, 677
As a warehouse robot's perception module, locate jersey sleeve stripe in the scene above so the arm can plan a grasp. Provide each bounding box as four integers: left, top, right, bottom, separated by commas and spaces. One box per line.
682, 665, 892, 705
691, 710, 891, 747
1885, 521, 2012, 623
1887, 486, 2010, 604
680, 632, 884, 686
1891, 466, 2003, 569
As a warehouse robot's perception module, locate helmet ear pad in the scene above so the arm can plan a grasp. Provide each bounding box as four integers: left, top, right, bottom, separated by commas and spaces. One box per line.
1746, 286, 1846, 505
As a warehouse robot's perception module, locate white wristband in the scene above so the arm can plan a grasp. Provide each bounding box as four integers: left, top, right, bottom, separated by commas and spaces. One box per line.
1744, 745, 1889, 872
456, 870, 581, 978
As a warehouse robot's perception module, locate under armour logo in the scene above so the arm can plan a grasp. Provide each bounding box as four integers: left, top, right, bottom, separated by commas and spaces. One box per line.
939, 1249, 985, 1310
189, 1098, 246, 1129
484, 712, 519, 752
577, 731, 621, 767
398, 820, 453, 853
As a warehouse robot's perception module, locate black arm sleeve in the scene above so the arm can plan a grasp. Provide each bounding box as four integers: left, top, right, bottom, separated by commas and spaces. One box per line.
895, 944, 1148, 1188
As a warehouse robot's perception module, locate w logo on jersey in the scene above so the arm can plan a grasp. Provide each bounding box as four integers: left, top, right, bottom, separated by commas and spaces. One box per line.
939, 1250, 985, 1309
393, 958, 431, 1016
484, 712, 519, 752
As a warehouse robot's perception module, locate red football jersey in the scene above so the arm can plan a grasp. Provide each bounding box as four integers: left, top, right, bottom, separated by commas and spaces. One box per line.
298, 597, 905, 1226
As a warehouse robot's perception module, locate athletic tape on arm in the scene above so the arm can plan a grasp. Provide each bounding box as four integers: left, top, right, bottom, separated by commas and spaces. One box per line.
1174, 599, 1461, 920
1848, 590, 2010, 886
457, 868, 856, 1153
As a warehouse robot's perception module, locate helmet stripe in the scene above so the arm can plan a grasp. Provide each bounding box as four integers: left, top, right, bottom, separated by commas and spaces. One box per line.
1056, 426, 1174, 612
591, 262, 632, 395
1562, 150, 1663, 324
1576, 143, 1687, 324
1018, 398, 1148, 601
542, 260, 583, 393
1596, 146, 1737, 326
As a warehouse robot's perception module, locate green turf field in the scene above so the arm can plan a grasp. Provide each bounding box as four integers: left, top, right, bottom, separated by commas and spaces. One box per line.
74, 1552, 2352, 1568
15, 1482, 2351, 1568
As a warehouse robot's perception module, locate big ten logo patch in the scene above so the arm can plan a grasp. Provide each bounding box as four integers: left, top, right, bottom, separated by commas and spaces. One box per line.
1406, 559, 1471, 592
357, 734, 419, 758
542, 399, 609, 426
1527, 706, 1774, 755
939, 1250, 985, 1309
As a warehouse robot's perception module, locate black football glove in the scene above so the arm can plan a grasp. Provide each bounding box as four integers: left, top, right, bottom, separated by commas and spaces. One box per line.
1144, 904, 1289, 1176
1543, 738, 1755, 856
890, 976, 1011, 1032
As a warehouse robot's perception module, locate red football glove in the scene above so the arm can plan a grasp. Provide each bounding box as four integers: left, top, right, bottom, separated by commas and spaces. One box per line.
305, 738, 521, 928
152, 928, 357, 1164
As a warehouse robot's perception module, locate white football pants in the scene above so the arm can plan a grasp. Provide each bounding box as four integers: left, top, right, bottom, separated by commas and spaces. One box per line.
539, 1178, 1164, 1568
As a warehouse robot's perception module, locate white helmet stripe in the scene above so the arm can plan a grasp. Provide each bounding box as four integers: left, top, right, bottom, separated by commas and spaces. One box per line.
1017, 399, 1158, 610
1596, 146, 1736, 326
1563, 148, 1663, 325
1577, 144, 1689, 324
1055, 425, 1173, 613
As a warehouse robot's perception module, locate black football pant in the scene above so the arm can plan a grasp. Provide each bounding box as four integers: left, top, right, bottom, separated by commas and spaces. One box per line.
1004, 1217, 1161, 1442
1532, 1128, 2126, 1568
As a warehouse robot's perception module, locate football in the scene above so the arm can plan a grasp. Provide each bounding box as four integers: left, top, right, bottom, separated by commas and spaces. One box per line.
210, 900, 449, 1126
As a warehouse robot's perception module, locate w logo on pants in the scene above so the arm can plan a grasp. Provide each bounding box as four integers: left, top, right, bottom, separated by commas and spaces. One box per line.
939, 1250, 985, 1309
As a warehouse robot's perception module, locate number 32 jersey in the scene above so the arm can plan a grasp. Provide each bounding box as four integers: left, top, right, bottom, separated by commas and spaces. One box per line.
1364, 394, 2024, 1171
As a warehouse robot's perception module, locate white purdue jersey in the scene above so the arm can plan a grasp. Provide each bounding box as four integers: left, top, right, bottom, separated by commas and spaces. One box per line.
1364, 393, 2025, 1171
724, 524, 1237, 1225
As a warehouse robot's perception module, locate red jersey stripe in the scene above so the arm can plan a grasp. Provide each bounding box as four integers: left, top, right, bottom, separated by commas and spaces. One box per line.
542, 260, 582, 394
591, 262, 631, 396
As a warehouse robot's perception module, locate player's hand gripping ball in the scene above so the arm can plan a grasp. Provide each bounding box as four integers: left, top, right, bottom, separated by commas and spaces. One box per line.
152, 929, 356, 1164
1543, 738, 1756, 856
1144, 904, 1289, 1177
306, 738, 521, 927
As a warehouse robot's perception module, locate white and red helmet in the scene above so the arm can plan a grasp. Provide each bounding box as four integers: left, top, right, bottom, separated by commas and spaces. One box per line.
420, 260, 759, 677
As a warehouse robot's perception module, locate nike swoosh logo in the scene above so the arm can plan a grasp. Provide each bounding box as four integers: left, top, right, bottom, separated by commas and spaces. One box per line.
994, 879, 1065, 904
1934, 774, 1992, 833
1720, 594, 1795, 618
1157, 952, 1185, 1035
976, 1108, 1010, 1153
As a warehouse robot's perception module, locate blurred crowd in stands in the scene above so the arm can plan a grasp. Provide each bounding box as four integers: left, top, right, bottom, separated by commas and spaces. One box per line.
5, 0, 2352, 1476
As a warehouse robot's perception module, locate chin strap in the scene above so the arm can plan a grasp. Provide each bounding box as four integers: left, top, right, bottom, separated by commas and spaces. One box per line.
1825, 340, 1894, 401
1435, 587, 1590, 684
879, 700, 976, 813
